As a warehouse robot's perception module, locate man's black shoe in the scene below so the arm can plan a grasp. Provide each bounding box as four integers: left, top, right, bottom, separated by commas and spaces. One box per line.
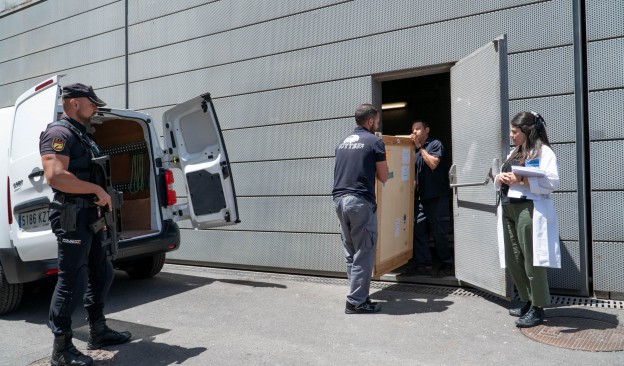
345, 301, 381, 314
87, 317, 132, 350
437, 264, 455, 277
509, 301, 532, 317
515, 306, 544, 328
51, 332, 93, 366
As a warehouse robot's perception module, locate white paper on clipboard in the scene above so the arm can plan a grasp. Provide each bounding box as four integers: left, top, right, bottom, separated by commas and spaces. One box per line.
512, 166, 546, 178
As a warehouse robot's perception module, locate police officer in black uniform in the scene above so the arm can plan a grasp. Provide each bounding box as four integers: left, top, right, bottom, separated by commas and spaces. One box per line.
40, 83, 131, 366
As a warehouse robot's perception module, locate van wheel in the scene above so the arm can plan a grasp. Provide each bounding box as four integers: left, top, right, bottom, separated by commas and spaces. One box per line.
0, 264, 24, 315
125, 253, 166, 279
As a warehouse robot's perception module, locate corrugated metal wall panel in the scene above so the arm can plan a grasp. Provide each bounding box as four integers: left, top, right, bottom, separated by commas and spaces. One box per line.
142, 77, 372, 138
551, 143, 577, 192
509, 94, 576, 143
508, 46, 574, 99
168, 230, 345, 273
0, 0, 115, 40
586, 0, 624, 41
128, 0, 562, 83
213, 77, 372, 130
593, 242, 624, 292
177, 196, 337, 233
547, 240, 581, 290
231, 159, 334, 196
553, 192, 579, 241
591, 191, 624, 241
223, 118, 352, 162
590, 140, 624, 190
589, 89, 624, 140
128, 0, 572, 110
0, 2, 124, 64
0, 30, 126, 86
128, 0, 347, 51
0, 58, 127, 108
586, 0, 624, 295
587, 37, 624, 91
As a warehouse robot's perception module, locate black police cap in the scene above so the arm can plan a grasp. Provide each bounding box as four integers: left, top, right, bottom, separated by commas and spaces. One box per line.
61, 83, 107, 107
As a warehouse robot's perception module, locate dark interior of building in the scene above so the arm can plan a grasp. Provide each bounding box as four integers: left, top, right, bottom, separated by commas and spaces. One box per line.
380, 72, 452, 159
380, 72, 455, 280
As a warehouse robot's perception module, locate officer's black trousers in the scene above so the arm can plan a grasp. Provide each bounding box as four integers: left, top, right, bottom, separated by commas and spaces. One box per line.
48, 206, 114, 335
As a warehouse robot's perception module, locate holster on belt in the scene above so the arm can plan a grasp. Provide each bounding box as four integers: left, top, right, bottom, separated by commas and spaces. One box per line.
51, 193, 96, 233
59, 203, 78, 232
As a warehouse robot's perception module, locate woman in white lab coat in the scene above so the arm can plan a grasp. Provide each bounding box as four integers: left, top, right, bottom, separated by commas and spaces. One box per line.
495, 111, 561, 328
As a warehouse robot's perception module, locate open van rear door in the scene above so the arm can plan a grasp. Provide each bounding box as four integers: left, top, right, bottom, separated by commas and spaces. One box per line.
8, 76, 63, 262
162, 93, 239, 229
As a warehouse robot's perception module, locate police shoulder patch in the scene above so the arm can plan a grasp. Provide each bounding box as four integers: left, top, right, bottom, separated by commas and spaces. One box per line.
52, 137, 66, 152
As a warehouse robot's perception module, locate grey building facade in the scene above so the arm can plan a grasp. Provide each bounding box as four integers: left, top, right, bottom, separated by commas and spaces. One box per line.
1, 0, 622, 299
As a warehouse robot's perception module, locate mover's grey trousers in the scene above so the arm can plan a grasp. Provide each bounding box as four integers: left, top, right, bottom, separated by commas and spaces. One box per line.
333, 195, 377, 306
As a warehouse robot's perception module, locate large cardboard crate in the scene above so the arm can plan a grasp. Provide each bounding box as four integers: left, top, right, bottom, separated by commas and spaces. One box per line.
374, 136, 414, 276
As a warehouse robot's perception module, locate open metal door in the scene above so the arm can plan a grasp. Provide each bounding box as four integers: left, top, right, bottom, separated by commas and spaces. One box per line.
450, 35, 511, 298
162, 93, 239, 229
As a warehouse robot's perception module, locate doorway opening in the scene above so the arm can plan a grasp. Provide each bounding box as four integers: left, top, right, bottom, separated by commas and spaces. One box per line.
378, 71, 456, 286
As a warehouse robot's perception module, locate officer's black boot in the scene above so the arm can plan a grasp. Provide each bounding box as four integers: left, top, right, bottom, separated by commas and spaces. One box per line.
51, 332, 93, 366
87, 316, 132, 350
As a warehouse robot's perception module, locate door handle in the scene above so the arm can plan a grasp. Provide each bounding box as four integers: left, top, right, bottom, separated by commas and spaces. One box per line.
448, 158, 499, 188
28, 170, 45, 179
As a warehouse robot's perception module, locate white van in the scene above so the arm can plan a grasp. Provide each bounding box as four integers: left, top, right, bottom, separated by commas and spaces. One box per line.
0, 76, 239, 314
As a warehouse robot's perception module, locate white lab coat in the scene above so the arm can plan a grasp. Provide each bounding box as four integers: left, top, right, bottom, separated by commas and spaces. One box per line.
495, 145, 561, 268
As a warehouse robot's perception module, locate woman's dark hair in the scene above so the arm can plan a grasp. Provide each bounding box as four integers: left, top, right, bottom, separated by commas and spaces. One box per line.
506, 111, 551, 163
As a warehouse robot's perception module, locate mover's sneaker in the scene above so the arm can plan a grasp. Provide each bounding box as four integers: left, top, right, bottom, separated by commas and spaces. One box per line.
345, 301, 381, 314
515, 306, 544, 328
365, 296, 378, 306
437, 264, 455, 277
509, 301, 532, 317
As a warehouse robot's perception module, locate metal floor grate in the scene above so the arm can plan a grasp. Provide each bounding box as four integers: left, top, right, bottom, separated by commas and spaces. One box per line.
549, 295, 624, 309
165, 264, 624, 309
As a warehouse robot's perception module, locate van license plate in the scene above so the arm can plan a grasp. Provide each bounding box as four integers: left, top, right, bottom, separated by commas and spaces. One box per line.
19, 208, 50, 230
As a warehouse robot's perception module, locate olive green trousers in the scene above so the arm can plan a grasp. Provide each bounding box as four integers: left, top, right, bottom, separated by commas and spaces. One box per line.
501, 201, 550, 307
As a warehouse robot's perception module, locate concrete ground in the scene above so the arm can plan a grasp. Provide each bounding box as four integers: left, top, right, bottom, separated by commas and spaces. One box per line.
2, 263, 624, 366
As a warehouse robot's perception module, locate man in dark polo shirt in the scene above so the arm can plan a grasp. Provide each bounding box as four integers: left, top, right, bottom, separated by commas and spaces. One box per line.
333, 104, 388, 314
410, 120, 454, 276
40, 83, 130, 366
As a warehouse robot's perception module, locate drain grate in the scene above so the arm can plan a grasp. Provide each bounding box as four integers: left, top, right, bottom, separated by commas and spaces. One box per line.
520, 317, 624, 352
166, 264, 624, 309
550, 295, 624, 309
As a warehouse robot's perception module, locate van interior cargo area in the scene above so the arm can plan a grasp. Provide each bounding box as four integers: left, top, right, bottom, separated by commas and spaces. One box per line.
90, 118, 159, 240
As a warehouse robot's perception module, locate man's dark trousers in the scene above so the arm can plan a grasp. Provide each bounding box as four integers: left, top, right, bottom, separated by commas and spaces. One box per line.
413, 196, 453, 266
48, 206, 114, 335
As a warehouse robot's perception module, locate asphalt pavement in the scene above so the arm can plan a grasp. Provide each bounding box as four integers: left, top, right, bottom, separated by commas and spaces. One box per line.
2, 263, 624, 365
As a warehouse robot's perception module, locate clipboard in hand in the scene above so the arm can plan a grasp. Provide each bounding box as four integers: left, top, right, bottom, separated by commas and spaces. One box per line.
512, 166, 546, 177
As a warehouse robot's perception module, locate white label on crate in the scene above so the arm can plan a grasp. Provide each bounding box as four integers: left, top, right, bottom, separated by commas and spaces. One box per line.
395, 218, 400, 238
402, 148, 410, 164
401, 165, 409, 181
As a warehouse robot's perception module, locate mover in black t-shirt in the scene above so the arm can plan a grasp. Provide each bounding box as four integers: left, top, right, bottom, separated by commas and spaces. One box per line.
410, 120, 454, 276
332, 104, 388, 314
